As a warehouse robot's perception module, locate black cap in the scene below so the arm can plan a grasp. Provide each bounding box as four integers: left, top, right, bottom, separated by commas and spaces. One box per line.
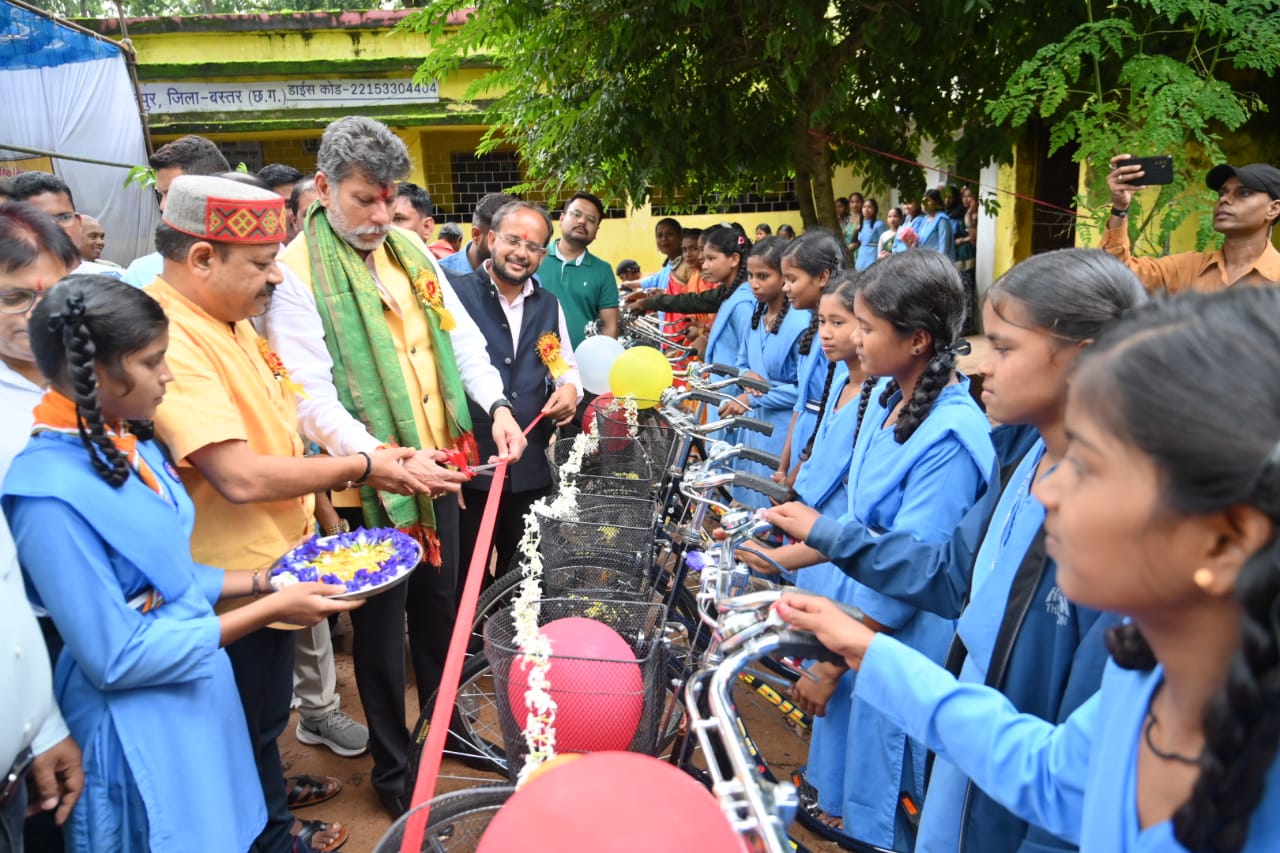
1206, 163, 1280, 200
615, 258, 641, 275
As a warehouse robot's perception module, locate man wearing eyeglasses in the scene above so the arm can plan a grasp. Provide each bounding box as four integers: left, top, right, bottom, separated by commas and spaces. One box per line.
447, 201, 581, 594
537, 191, 620, 348
265, 115, 527, 818
8, 173, 122, 279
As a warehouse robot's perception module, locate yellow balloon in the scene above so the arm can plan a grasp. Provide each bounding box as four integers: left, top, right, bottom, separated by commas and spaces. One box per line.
607, 346, 673, 408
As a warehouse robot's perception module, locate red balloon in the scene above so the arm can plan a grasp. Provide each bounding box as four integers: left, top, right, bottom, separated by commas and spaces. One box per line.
505, 617, 644, 753
477, 752, 745, 853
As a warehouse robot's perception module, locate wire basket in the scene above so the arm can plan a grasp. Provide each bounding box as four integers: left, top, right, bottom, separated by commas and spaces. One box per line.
372, 785, 513, 852
535, 494, 656, 576
546, 434, 652, 497
483, 597, 669, 780
594, 400, 680, 472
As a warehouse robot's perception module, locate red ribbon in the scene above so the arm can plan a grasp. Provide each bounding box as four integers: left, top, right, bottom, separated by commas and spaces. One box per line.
399, 411, 546, 852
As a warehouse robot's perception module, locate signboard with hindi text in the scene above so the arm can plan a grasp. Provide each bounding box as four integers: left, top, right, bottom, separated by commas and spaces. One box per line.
140, 79, 441, 115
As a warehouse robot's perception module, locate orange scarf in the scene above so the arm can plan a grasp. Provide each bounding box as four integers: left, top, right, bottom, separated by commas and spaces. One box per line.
31, 390, 164, 497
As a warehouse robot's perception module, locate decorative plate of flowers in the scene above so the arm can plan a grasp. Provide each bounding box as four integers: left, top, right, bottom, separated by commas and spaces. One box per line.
270, 528, 423, 601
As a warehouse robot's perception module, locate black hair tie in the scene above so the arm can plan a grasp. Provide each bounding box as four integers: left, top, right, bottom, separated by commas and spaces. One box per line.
49, 293, 87, 345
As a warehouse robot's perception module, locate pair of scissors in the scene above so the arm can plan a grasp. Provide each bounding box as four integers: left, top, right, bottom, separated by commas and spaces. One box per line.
441, 448, 500, 477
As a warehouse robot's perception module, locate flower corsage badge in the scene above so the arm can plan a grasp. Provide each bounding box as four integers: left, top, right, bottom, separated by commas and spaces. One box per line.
257, 338, 306, 398
413, 270, 456, 331
536, 332, 570, 379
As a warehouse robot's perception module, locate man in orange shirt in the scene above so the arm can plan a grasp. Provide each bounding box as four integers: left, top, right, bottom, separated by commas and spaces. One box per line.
148, 174, 422, 853
1102, 156, 1280, 292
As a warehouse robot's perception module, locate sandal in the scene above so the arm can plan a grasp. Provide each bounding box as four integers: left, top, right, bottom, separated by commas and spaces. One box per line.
287, 774, 342, 809
791, 768, 859, 849
292, 819, 348, 853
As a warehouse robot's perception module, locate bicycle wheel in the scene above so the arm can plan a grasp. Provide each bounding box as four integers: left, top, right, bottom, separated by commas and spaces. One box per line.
409, 655, 508, 779
469, 572, 523, 654
372, 784, 513, 853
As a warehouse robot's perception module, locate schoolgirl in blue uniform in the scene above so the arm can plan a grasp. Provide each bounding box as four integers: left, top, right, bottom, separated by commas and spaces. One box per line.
853, 199, 887, 272
1, 278, 358, 852
768, 248, 1148, 853
718, 236, 810, 509
745, 250, 996, 848
778, 285, 1280, 853
785, 270, 866, 825
774, 229, 849, 488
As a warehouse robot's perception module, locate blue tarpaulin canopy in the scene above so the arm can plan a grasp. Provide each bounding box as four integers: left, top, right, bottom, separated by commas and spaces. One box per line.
0, 0, 156, 265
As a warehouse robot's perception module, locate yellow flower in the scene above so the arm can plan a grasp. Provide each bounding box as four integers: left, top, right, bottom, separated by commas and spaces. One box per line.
413, 270, 457, 331
536, 332, 570, 378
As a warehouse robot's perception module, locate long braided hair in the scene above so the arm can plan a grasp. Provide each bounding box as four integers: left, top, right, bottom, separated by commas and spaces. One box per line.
28, 276, 170, 487
748, 236, 791, 333
1072, 287, 1280, 853
781, 228, 847, 356
854, 251, 967, 444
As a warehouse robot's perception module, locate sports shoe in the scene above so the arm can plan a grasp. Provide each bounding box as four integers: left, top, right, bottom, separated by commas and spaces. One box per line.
296, 709, 369, 758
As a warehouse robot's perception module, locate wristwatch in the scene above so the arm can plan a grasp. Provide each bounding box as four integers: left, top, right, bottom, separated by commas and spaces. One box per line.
489, 398, 514, 417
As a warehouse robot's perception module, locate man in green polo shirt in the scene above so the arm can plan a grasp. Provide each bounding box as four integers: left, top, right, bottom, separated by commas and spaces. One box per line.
537, 191, 619, 348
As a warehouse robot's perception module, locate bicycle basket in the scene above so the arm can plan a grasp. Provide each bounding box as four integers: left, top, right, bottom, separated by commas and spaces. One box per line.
593, 400, 679, 471
546, 435, 652, 497
483, 597, 668, 780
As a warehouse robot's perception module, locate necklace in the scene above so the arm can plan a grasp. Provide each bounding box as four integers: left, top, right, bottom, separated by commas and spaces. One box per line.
1143, 710, 1200, 766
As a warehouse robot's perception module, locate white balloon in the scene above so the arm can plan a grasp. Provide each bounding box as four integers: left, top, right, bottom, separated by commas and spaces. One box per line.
575, 336, 625, 394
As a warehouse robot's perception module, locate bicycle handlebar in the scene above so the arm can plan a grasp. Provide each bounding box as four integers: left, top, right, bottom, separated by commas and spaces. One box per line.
733, 446, 783, 470
733, 472, 790, 503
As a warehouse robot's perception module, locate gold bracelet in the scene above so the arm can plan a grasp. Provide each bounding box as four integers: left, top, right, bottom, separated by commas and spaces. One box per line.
323, 520, 350, 536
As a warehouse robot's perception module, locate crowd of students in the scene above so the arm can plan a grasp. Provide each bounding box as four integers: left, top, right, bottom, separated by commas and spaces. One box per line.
2, 127, 1280, 853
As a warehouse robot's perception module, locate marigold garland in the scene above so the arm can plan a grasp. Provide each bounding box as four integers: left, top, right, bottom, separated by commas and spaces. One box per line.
257, 337, 307, 398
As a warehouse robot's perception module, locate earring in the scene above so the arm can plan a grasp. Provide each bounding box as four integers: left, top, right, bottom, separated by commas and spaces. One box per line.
1192, 568, 1216, 591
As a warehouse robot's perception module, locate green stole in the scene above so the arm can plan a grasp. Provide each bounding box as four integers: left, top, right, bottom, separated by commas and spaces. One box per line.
303, 206, 476, 565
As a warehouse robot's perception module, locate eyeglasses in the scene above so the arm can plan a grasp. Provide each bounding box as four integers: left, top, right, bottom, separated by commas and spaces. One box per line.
496, 232, 548, 256
0, 289, 42, 315
51, 211, 78, 224
563, 208, 600, 226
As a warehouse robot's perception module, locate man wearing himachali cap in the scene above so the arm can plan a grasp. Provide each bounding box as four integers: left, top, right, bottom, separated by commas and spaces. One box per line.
1102, 156, 1280, 292
145, 174, 425, 853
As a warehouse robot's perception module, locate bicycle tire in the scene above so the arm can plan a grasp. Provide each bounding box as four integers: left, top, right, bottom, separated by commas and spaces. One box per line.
373, 784, 514, 853
409, 655, 509, 779
468, 571, 524, 653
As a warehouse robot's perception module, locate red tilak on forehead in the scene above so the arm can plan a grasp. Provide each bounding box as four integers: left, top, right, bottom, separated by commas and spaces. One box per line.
35, 279, 45, 292
378, 184, 397, 203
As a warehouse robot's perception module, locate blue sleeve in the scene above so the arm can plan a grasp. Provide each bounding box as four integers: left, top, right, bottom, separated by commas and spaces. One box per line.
805, 476, 997, 618
858, 635, 1091, 843
638, 270, 669, 291
735, 323, 752, 373
851, 439, 985, 628
937, 217, 956, 259
9, 498, 222, 691
193, 562, 226, 606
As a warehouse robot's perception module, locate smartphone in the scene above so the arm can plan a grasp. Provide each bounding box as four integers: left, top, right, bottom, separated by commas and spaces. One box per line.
1115, 155, 1174, 186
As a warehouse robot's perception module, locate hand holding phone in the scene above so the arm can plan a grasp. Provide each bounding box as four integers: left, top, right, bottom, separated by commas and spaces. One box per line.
1107, 153, 1174, 213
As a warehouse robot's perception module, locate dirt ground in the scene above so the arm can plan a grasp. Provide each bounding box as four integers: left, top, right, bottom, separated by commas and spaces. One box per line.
282, 614, 843, 852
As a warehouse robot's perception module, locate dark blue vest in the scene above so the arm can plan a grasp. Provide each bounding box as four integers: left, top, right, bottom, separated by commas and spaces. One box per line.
450, 268, 560, 492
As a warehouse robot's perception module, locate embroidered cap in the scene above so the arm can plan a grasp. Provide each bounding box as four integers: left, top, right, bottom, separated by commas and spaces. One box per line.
1206, 163, 1280, 201
163, 174, 287, 244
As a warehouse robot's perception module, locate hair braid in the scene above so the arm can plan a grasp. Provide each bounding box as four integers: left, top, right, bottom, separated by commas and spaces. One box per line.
877, 379, 900, 409
1173, 534, 1280, 853
65, 319, 130, 487
853, 376, 879, 444
768, 297, 792, 334
798, 312, 820, 355
894, 345, 958, 443
798, 361, 838, 463
750, 298, 767, 330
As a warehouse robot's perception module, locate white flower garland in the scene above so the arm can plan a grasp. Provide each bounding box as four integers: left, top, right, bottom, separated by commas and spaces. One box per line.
510, 421, 602, 785
622, 393, 639, 436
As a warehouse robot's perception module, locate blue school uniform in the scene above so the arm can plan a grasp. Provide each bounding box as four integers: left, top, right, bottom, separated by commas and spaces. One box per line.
839, 377, 996, 849
855, 219, 887, 271
731, 305, 811, 508
914, 213, 956, 259
2, 432, 267, 852
791, 375, 862, 814
858, 641, 1280, 852
703, 280, 757, 368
